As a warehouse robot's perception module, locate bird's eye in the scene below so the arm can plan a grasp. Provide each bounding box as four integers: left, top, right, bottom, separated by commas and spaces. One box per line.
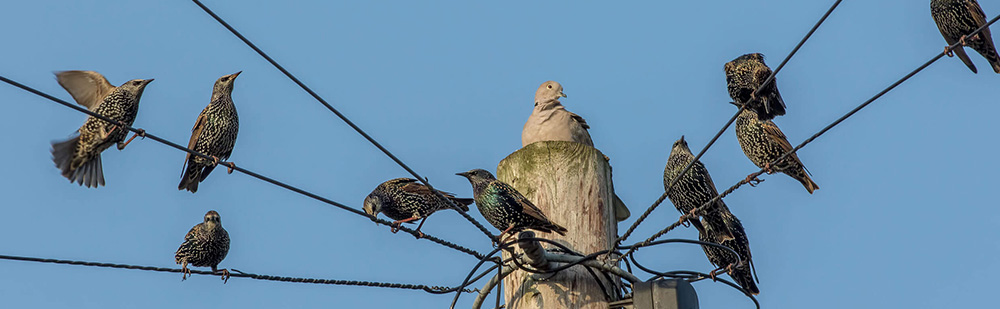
547, 85, 553, 89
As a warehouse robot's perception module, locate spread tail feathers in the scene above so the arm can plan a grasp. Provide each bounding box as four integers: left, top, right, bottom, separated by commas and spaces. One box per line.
450, 197, 474, 212
52, 136, 105, 188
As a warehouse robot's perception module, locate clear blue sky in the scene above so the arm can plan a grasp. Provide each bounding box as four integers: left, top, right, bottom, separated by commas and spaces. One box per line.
2, 1, 998, 308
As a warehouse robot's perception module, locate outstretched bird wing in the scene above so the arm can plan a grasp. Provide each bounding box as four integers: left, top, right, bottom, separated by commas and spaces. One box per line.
56, 71, 116, 110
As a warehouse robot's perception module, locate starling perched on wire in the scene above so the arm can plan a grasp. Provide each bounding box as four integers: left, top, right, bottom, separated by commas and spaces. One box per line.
732, 103, 819, 194
693, 216, 759, 295
456, 169, 567, 242
175, 210, 231, 283
178, 72, 242, 193
931, 0, 1000, 73
663, 136, 736, 241
363, 178, 474, 235
51, 71, 153, 188
725, 53, 786, 121
521, 80, 631, 222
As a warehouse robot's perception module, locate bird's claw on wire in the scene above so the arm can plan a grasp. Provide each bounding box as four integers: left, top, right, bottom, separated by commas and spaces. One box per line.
217, 269, 231, 284
120, 128, 145, 149
745, 175, 763, 187
389, 222, 402, 234
763, 162, 775, 175
181, 265, 191, 281
223, 162, 235, 174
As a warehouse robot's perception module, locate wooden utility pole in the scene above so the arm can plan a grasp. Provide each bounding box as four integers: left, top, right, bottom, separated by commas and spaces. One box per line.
496, 141, 619, 309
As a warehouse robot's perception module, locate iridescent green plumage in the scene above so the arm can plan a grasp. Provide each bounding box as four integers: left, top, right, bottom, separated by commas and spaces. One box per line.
457, 169, 567, 238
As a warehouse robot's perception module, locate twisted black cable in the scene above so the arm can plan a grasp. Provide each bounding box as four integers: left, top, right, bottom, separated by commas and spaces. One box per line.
617, 0, 844, 245
0, 75, 487, 261
0, 254, 476, 293
189, 0, 497, 243
623, 11, 1000, 260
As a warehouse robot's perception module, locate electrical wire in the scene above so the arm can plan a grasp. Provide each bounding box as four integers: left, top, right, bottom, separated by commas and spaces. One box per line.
617, 0, 844, 245
0, 254, 477, 294
0, 75, 487, 261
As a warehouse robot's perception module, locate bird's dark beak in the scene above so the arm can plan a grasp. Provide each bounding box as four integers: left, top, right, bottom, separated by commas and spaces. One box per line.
728, 101, 741, 107
230, 71, 242, 79
456, 172, 469, 178
679, 135, 685, 144
559, 92, 567, 98
143, 78, 154, 85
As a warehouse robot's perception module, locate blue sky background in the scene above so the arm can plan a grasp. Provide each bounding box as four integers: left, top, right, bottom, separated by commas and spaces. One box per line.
2, 0, 998, 308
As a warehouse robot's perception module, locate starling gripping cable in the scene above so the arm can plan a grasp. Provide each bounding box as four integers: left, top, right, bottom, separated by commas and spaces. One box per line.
617, 0, 844, 245
190, 0, 497, 243
0, 254, 477, 293
620, 11, 1000, 262
0, 75, 487, 261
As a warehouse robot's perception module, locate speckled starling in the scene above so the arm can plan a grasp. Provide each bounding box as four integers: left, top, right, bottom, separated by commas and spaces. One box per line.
725, 53, 786, 121
456, 169, 567, 241
733, 103, 819, 194
663, 136, 737, 241
693, 216, 759, 295
178, 72, 242, 193
51, 71, 153, 188
175, 210, 231, 283
932, 0, 1000, 73
364, 178, 473, 234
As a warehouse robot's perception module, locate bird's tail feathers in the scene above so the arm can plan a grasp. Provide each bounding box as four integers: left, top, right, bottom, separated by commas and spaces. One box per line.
797, 172, 819, 194
449, 197, 474, 212
52, 136, 105, 188
955, 47, 979, 73
546, 222, 568, 236
731, 262, 760, 295
178, 159, 202, 193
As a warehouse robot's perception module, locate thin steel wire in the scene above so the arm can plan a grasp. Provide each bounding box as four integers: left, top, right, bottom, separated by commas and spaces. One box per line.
617, 0, 844, 244
0, 75, 487, 261
0, 254, 476, 294
622, 12, 1000, 259
189, 0, 497, 243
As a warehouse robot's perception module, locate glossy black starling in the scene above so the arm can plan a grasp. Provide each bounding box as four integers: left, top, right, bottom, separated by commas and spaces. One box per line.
932, 0, 1000, 73
456, 169, 567, 241
179, 72, 242, 193
663, 136, 736, 241
175, 210, 231, 283
693, 216, 759, 295
363, 178, 473, 234
51, 71, 153, 188
733, 103, 819, 194
725, 53, 786, 121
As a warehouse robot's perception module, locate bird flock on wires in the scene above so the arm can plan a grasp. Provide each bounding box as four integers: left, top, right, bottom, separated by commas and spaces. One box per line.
39, 0, 998, 298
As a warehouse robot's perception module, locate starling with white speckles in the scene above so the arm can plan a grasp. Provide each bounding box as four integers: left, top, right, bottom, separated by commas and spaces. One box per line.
179, 72, 242, 193
175, 210, 231, 283
694, 216, 759, 295
457, 169, 567, 240
51, 71, 153, 188
663, 136, 737, 241
725, 53, 786, 121
733, 103, 818, 194
364, 178, 473, 234
932, 0, 1000, 73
